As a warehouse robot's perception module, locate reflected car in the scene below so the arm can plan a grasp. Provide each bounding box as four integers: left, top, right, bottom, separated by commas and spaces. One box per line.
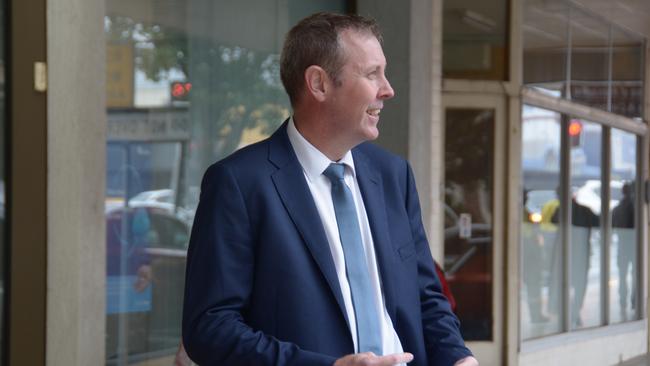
129, 189, 195, 225
575, 179, 623, 215
105, 202, 190, 364
130, 188, 174, 204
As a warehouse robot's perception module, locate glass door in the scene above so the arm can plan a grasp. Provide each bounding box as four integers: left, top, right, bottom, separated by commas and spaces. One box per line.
442, 94, 505, 365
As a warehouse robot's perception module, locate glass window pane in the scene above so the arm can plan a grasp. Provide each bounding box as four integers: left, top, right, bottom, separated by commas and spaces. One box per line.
569, 119, 602, 330
521, 105, 563, 339
524, 1, 645, 120
442, 0, 508, 80
611, 29, 644, 119
444, 108, 494, 341
523, 0, 569, 96
568, 8, 610, 111
610, 129, 638, 323
104, 1, 347, 363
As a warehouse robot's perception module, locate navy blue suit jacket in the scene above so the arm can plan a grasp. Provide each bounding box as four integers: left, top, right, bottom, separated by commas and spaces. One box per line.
182, 122, 472, 365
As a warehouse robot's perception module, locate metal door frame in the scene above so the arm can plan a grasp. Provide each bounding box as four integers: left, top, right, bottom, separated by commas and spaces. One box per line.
7, 0, 47, 364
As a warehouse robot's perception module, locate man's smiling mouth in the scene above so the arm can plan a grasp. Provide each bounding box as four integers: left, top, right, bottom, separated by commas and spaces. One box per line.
367, 108, 381, 117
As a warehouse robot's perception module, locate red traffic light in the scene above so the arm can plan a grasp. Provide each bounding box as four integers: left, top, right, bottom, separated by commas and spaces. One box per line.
569, 119, 582, 147
171, 81, 192, 100
568, 120, 582, 136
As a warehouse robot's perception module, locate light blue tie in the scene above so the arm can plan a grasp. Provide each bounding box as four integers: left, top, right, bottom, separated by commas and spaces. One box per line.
323, 163, 382, 355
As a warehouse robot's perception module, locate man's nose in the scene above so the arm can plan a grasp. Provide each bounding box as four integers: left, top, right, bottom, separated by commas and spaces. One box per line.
379, 76, 395, 100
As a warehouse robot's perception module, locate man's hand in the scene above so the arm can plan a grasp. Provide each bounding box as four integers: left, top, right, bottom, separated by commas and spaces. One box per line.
454, 356, 479, 366
174, 343, 193, 366
334, 352, 413, 366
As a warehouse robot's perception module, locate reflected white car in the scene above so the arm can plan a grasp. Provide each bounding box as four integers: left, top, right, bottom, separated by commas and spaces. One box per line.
130, 189, 175, 204
106, 189, 195, 226
575, 180, 623, 215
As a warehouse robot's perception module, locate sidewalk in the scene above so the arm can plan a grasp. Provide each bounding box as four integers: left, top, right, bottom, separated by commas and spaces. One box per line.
618, 354, 649, 366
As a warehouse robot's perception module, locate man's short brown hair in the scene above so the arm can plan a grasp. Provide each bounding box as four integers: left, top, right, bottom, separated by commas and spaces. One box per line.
280, 12, 382, 107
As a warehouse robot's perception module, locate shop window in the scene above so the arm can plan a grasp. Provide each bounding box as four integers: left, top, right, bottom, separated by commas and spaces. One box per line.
104, 1, 347, 364
521, 105, 563, 339
567, 120, 602, 330
611, 29, 644, 119
443, 0, 509, 80
523, 0, 645, 119
521, 105, 642, 340
568, 9, 609, 112
609, 129, 639, 323
523, 0, 569, 97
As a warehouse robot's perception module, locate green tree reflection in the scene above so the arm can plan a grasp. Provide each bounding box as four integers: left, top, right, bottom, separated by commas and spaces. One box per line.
105, 15, 290, 198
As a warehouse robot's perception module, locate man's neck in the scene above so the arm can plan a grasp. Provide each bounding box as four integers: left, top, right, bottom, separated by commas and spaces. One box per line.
292, 114, 349, 161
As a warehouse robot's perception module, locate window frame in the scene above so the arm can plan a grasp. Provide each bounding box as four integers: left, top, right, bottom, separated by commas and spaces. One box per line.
521, 87, 647, 336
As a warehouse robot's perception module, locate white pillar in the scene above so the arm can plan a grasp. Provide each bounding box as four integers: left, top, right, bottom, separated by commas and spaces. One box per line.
47, 0, 106, 364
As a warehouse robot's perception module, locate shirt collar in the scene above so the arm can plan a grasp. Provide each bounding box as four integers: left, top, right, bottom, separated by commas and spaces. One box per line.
286, 117, 356, 183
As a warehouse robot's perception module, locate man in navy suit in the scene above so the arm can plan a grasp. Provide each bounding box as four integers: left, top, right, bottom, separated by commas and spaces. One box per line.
182, 12, 477, 366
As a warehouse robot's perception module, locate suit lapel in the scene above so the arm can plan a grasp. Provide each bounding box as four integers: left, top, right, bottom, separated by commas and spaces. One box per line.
268, 123, 350, 328
353, 148, 398, 322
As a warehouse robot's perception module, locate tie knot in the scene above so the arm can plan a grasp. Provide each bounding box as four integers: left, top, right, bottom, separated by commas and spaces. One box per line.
323, 163, 346, 182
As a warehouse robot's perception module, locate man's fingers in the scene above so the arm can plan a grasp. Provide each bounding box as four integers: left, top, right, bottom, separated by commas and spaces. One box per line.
375, 352, 414, 365
334, 352, 414, 366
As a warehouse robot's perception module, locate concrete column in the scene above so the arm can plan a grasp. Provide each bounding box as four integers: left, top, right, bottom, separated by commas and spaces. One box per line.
47, 0, 106, 364
407, 0, 444, 260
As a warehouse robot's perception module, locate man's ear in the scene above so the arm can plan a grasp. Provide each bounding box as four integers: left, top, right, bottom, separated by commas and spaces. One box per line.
304, 65, 328, 102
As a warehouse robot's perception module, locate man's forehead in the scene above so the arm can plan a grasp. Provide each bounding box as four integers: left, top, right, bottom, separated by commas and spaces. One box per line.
338, 28, 378, 44
339, 30, 383, 54
338, 30, 386, 66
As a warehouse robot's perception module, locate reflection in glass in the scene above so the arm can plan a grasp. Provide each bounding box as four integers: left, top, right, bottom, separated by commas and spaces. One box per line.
521, 105, 562, 339
104, 1, 347, 364
442, 0, 508, 80
611, 28, 644, 119
610, 130, 638, 323
444, 108, 494, 341
569, 120, 602, 330
523, 0, 569, 96
569, 8, 610, 111
105, 141, 191, 363
523, 0, 645, 119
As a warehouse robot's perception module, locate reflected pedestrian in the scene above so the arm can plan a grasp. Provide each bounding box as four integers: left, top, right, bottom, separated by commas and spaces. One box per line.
612, 182, 635, 320
522, 190, 548, 323
551, 193, 599, 327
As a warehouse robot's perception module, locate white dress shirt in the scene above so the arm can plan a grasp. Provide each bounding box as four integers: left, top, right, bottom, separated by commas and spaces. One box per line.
286, 118, 405, 362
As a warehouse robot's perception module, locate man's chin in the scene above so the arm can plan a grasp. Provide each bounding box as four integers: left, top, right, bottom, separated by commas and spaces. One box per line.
349, 131, 378, 150
364, 127, 380, 141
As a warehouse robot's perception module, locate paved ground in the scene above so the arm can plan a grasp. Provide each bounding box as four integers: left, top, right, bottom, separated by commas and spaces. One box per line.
619, 354, 649, 366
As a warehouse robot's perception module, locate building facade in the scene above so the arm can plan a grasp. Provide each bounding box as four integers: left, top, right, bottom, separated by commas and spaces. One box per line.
3, 0, 650, 365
